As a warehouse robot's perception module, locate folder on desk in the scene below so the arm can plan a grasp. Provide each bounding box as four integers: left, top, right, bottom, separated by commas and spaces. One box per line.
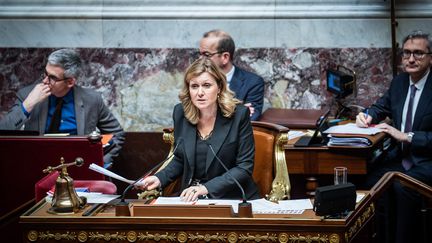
322, 123, 384, 148
324, 131, 386, 149
327, 135, 371, 147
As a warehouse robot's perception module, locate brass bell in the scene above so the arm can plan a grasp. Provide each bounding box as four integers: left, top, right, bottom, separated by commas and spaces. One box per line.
43, 157, 87, 214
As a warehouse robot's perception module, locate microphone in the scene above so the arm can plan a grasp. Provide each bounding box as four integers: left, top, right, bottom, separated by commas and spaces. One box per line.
115, 137, 183, 216
206, 142, 253, 217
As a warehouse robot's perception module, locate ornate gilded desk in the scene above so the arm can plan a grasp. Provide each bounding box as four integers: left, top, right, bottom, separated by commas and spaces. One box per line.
20, 193, 375, 243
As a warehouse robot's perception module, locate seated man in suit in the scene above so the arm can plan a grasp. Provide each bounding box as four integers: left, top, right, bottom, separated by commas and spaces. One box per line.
198, 29, 265, 121
356, 30, 432, 243
0, 49, 125, 168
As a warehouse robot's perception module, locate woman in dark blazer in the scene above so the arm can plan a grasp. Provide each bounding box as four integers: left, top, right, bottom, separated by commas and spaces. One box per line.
137, 58, 260, 201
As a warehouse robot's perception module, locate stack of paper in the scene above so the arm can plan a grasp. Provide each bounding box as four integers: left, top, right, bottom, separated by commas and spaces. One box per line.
323, 123, 381, 135
327, 135, 372, 147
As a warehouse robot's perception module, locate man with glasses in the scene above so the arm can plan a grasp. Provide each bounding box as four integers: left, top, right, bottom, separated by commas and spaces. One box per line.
198, 29, 264, 120
0, 49, 125, 168
356, 30, 432, 243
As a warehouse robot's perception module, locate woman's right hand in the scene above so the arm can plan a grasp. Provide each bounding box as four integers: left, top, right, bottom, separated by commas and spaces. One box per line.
134, 176, 161, 190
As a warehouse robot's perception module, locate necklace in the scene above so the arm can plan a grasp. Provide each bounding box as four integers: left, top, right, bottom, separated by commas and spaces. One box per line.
198, 130, 214, 140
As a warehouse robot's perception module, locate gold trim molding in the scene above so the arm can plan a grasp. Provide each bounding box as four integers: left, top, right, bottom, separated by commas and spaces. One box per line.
26, 230, 340, 242
267, 131, 291, 202
345, 203, 375, 242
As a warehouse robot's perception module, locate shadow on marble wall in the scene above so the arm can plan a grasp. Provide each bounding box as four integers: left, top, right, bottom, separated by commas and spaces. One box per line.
0, 48, 393, 131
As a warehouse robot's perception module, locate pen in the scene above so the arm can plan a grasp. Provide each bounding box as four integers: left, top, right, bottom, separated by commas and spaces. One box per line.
82, 203, 103, 216
364, 109, 370, 127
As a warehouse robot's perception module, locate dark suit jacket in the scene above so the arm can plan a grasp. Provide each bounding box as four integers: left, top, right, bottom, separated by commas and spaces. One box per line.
0, 83, 125, 165
230, 66, 264, 121
155, 103, 260, 199
368, 68, 432, 166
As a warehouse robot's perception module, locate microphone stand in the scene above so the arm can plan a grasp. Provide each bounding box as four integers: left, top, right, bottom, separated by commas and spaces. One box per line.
207, 143, 252, 218
115, 138, 183, 216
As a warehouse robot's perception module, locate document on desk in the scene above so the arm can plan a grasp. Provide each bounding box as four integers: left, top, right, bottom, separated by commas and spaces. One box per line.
153, 197, 240, 213
323, 123, 381, 135
277, 199, 313, 210
153, 196, 196, 205
327, 135, 372, 147
288, 130, 305, 140
45, 192, 120, 204
152, 197, 312, 215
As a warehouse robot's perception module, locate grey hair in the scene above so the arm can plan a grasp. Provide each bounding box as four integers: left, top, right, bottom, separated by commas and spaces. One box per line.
402, 30, 432, 52
47, 49, 82, 78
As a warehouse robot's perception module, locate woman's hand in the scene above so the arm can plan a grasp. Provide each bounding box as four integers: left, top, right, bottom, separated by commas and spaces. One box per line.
134, 176, 161, 190
180, 184, 208, 202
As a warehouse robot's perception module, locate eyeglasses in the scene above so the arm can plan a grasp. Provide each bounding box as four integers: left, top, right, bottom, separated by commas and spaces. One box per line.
402, 50, 432, 60
41, 71, 70, 84
198, 51, 223, 58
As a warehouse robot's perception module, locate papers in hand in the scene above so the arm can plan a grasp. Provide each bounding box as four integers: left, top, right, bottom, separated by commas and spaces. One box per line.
323, 123, 381, 135
89, 163, 135, 184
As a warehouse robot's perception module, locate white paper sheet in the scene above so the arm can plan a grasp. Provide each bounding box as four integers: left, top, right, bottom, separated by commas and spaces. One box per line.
89, 163, 135, 184
277, 198, 313, 210
46, 192, 120, 204
323, 123, 382, 135
288, 130, 305, 140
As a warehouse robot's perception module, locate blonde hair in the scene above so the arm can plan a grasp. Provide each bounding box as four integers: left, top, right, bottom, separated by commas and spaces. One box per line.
179, 58, 241, 124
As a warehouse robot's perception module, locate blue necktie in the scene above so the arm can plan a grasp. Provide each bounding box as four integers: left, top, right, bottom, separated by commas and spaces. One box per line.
402, 85, 417, 170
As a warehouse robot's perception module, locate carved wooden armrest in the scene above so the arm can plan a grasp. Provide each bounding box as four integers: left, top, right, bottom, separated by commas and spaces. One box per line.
267, 129, 291, 202
252, 121, 291, 202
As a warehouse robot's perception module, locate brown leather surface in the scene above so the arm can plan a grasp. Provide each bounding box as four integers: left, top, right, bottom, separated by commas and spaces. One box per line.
259, 108, 324, 129
252, 130, 275, 198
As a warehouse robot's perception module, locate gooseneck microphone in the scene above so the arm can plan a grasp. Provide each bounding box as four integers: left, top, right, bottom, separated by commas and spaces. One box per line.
116, 138, 183, 216
206, 142, 253, 217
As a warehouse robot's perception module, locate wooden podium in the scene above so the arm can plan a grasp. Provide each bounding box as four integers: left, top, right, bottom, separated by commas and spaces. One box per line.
20, 194, 375, 243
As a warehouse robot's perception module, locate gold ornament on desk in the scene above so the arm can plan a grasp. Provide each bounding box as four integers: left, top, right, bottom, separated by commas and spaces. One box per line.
43, 157, 87, 214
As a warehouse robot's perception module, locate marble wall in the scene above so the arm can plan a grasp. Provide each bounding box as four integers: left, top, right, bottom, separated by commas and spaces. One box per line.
0, 0, 431, 131
0, 47, 393, 131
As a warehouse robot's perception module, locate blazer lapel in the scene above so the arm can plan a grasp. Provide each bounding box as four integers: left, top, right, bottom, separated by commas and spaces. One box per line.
396, 78, 410, 129
413, 70, 432, 130
182, 119, 197, 172
205, 109, 231, 171
38, 99, 49, 133
74, 86, 85, 135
